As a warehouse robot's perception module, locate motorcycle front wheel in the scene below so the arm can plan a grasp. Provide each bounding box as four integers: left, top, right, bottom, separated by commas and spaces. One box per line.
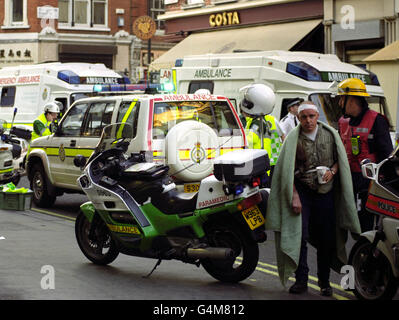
75, 211, 119, 265
349, 237, 398, 300
201, 220, 259, 283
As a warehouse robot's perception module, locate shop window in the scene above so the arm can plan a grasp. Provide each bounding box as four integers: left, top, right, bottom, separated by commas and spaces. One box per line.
58, 0, 108, 28
0, 87, 16, 107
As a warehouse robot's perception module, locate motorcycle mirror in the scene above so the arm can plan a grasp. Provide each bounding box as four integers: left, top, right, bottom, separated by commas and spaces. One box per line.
74, 155, 87, 168
361, 162, 376, 180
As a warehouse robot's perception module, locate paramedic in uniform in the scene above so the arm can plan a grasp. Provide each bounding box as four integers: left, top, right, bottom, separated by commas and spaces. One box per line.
337, 78, 393, 232
239, 84, 284, 182
280, 98, 303, 135
32, 102, 61, 140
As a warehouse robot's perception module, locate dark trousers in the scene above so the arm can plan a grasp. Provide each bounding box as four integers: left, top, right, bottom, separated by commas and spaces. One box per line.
352, 172, 375, 232
295, 183, 336, 285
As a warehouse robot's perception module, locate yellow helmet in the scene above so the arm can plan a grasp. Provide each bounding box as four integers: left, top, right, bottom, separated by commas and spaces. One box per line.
337, 78, 370, 97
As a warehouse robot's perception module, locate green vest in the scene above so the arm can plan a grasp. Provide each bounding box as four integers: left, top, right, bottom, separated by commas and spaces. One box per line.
245, 115, 282, 166
32, 113, 51, 140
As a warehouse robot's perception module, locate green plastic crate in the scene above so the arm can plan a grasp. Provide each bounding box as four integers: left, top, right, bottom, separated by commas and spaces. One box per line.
0, 191, 33, 211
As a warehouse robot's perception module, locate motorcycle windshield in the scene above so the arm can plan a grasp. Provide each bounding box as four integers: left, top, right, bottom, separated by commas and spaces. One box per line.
0, 119, 7, 134
88, 122, 134, 163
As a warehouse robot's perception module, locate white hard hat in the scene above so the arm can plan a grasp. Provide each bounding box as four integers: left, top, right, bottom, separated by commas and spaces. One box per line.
239, 84, 275, 116
194, 89, 211, 95
44, 102, 60, 113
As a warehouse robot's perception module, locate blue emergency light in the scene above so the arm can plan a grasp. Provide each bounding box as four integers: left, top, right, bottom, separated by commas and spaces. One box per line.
286, 61, 322, 82
57, 70, 80, 84
92, 83, 163, 93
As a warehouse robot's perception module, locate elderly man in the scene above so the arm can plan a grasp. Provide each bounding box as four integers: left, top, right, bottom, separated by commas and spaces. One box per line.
266, 101, 360, 297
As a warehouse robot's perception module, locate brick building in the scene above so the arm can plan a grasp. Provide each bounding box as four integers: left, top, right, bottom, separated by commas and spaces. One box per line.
0, 0, 172, 82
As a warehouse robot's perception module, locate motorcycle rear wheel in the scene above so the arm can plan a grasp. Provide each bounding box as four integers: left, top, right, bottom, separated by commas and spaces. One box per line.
201, 220, 259, 283
349, 237, 398, 300
75, 212, 119, 265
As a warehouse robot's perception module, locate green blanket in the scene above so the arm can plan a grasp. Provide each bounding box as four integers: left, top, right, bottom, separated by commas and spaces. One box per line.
265, 121, 361, 286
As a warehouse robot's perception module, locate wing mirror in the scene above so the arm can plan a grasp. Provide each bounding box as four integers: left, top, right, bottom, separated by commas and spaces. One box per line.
74, 155, 87, 168
361, 159, 376, 180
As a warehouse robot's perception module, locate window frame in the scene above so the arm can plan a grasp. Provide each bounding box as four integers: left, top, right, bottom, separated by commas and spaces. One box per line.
0, 86, 16, 107
58, 0, 108, 29
2, 0, 28, 29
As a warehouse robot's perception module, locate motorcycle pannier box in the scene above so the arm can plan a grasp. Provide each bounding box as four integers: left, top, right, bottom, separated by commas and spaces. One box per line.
213, 149, 270, 182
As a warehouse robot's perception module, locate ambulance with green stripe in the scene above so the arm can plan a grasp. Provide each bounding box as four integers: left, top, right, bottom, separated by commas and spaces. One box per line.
0, 62, 129, 129
26, 90, 246, 207
172, 50, 393, 133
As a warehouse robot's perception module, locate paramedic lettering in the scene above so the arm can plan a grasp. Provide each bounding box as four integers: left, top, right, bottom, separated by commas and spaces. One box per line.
0, 75, 41, 85
194, 68, 232, 79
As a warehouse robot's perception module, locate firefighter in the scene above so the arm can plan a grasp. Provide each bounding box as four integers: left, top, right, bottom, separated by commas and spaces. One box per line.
337, 78, 393, 232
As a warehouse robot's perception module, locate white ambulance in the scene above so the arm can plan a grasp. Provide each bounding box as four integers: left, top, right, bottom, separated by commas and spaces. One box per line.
0, 62, 130, 129
172, 50, 393, 133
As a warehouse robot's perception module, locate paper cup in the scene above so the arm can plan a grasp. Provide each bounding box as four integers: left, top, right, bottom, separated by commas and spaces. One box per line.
316, 166, 329, 184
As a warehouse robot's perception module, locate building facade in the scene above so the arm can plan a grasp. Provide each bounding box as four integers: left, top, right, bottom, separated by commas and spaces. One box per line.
0, 0, 172, 82
152, 0, 324, 71
324, 0, 399, 67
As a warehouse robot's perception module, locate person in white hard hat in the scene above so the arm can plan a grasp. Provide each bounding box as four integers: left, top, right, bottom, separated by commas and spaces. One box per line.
32, 101, 61, 140
239, 83, 284, 181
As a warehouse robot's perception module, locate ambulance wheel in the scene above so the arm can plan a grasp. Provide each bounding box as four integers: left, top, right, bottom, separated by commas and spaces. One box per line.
349, 237, 398, 300
202, 220, 259, 283
165, 120, 219, 182
30, 163, 56, 208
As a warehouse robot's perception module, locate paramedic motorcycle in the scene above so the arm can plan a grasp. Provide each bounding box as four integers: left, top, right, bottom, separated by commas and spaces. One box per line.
0, 115, 27, 185
73, 122, 269, 282
349, 145, 399, 299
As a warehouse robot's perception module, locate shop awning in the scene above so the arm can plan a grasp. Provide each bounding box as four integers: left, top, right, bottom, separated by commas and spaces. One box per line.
150, 19, 322, 71
363, 40, 399, 62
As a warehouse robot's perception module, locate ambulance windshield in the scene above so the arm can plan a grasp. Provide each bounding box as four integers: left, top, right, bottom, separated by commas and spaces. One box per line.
71, 92, 91, 105
152, 100, 240, 139
309, 93, 393, 131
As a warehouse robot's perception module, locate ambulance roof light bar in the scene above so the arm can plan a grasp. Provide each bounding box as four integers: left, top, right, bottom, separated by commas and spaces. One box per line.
92, 83, 165, 93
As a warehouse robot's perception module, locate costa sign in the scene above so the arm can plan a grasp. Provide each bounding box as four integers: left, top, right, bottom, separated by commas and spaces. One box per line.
209, 11, 240, 28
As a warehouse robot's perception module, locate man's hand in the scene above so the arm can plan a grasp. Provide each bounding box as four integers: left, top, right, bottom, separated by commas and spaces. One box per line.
292, 185, 301, 214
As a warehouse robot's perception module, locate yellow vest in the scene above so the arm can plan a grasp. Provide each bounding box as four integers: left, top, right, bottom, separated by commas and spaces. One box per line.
245, 115, 282, 166
31, 113, 52, 140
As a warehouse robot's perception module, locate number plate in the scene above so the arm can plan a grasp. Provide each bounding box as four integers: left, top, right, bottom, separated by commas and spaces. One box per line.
184, 183, 200, 193
241, 205, 265, 230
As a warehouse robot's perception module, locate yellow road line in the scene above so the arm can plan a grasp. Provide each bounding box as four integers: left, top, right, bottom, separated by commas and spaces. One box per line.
237, 257, 353, 300
31, 208, 76, 222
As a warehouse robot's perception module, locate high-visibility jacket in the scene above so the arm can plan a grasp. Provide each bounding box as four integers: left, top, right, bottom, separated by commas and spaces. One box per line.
31, 113, 52, 140
245, 115, 282, 166
338, 109, 378, 172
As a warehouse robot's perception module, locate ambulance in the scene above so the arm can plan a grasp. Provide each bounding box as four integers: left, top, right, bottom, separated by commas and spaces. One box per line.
0, 62, 131, 129
172, 50, 393, 133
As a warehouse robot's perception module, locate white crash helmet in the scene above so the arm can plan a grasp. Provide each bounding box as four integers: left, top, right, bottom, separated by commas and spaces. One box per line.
44, 101, 61, 114
240, 84, 275, 116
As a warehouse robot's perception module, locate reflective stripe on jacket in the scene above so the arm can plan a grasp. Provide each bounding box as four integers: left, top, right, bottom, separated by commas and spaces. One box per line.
31, 113, 51, 140
245, 115, 282, 166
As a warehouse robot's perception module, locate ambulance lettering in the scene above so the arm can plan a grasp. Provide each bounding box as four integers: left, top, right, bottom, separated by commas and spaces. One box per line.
327, 72, 366, 84
198, 195, 229, 208
194, 68, 232, 79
